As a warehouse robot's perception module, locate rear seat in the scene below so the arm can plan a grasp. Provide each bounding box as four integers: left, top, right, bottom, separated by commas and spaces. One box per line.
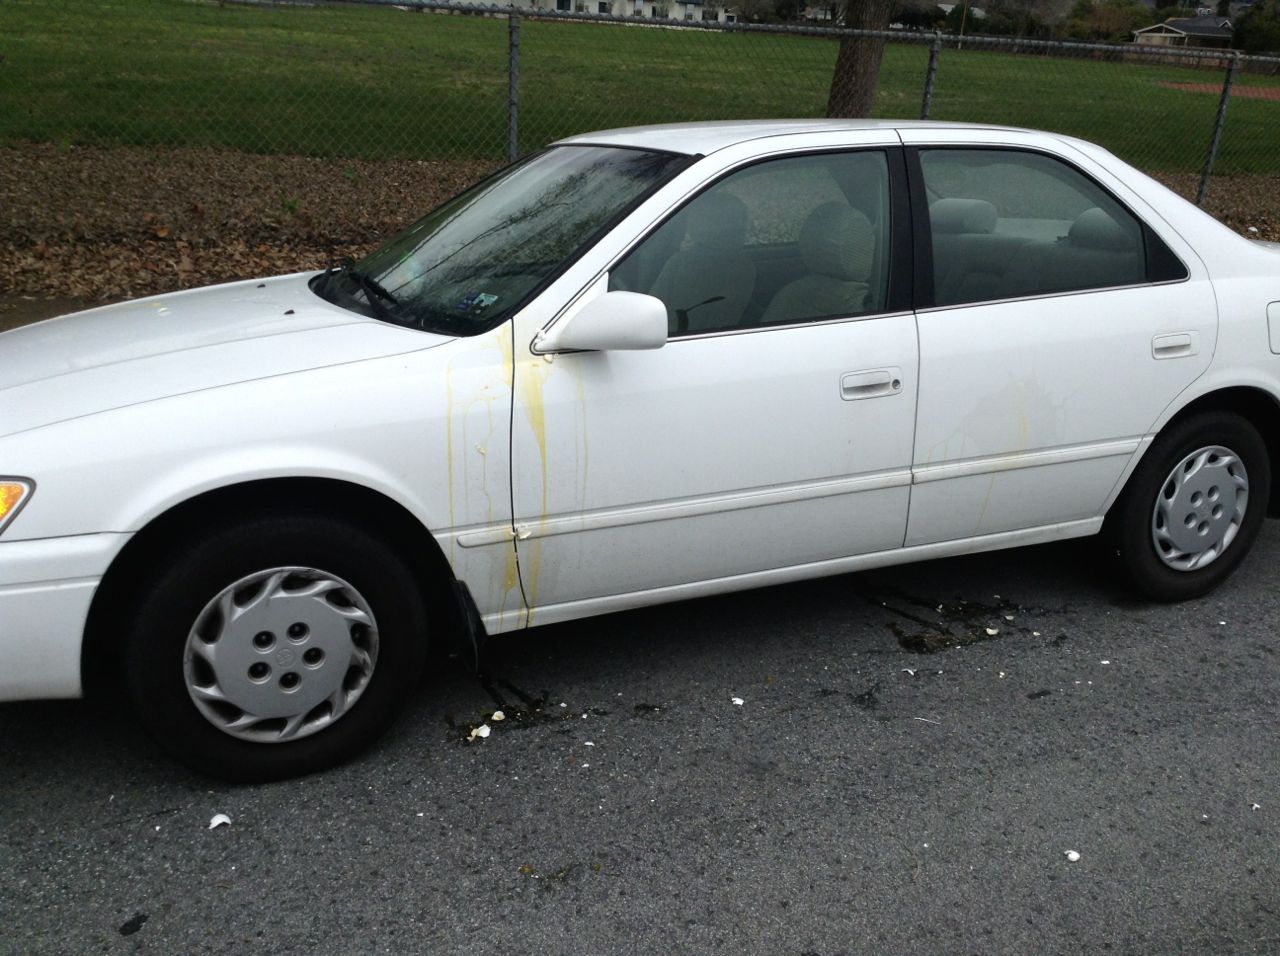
928, 198, 1031, 306
998, 207, 1144, 300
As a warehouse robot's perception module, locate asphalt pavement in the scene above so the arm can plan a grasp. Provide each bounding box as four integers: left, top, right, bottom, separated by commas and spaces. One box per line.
4, 527, 1280, 955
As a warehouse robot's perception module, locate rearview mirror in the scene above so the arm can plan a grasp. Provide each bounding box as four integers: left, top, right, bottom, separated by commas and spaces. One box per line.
535, 290, 667, 353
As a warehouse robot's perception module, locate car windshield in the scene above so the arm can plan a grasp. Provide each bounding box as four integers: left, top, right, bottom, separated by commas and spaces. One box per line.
312, 145, 690, 335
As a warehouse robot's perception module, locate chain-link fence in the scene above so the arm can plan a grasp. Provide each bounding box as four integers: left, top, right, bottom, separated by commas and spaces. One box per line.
2, 0, 1278, 301
6, 0, 1278, 176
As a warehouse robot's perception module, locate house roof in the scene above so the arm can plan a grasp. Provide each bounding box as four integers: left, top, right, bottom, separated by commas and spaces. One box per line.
1134, 13, 1233, 38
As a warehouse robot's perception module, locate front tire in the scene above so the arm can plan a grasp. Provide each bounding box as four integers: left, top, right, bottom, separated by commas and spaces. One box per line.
1109, 412, 1270, 602
125, 512, 429, 782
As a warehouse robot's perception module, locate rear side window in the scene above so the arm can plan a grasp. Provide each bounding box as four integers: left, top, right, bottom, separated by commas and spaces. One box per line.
920, 149, 1154, 307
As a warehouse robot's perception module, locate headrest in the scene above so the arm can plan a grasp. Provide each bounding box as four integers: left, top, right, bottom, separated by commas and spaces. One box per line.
799, 202, 874, 282
930, 197, 998, 235
1069, 207, 1134, 251
685, 192, 749, 251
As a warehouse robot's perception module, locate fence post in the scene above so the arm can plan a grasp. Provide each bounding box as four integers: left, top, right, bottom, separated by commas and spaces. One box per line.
1196, 51, 1238, 207
920, 31, 941, 120
507, 9, 521, 163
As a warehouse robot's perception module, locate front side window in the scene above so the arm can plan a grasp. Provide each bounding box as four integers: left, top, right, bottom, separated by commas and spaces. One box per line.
314, 146, 688, 335
920, 148, 1147, 307
609, 150, 892, 336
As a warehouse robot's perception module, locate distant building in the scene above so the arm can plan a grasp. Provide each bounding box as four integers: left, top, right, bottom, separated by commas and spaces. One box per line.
936, 2, 986, 17
1133, 11, 1234, 47
520, 0, 737, 20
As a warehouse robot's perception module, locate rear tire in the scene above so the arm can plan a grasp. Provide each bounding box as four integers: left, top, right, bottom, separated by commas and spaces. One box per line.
125, 512, 429, 782
1108, 411, 1269, 602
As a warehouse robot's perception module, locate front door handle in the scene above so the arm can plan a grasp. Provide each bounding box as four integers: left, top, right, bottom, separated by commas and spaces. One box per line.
1152, 332, 1199, 359
841, 367, 903, 401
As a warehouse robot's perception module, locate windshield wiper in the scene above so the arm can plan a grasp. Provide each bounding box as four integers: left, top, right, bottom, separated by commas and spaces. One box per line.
320, 257, 400, 320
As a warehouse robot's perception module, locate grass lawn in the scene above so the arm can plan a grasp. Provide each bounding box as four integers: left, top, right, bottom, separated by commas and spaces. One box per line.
1, 0, 1276, 172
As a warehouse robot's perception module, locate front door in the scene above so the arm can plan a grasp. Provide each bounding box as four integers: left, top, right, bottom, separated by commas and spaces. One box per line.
510, 148, 920, 620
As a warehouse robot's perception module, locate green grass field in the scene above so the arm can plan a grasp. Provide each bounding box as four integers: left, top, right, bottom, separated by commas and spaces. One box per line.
2, 0, 1277, 172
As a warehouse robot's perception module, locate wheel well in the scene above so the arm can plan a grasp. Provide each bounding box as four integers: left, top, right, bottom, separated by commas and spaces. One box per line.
81, 478, 463, 698
1158, 386, 1280, 516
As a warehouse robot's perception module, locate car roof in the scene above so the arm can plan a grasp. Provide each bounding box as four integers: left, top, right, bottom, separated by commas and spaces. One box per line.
553, 119, 1033, 155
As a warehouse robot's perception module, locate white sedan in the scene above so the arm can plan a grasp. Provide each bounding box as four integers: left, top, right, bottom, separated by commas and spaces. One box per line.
3, 120, 1278, 780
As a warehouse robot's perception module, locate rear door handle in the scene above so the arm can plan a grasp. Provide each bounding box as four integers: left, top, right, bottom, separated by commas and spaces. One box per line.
1152, 332, 1199, 359
841, 367, 902, 401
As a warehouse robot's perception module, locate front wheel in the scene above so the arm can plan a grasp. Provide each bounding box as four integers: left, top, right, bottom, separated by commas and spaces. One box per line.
1108, 411, 1270, 602
125, 513, 430, 781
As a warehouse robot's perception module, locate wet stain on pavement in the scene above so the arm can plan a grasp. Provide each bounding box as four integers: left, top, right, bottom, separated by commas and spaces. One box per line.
865, 589, 1075, 655
445, 675, 613, 743
851, 682, 881, 710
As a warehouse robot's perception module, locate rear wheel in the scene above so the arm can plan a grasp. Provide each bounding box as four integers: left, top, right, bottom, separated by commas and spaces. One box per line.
125, 513, 429, 781
1109, 412, 1269, 602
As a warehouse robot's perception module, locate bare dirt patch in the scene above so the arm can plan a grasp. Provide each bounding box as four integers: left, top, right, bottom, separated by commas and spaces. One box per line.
1160, 81, 1280, 101
0, 143, 1276, 309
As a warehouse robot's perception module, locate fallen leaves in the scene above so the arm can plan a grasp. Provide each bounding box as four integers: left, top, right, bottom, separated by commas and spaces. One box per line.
1154, 172, 1280, 244
0, 143, 499, 301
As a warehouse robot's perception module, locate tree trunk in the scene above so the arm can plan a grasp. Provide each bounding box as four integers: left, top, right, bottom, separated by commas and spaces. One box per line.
825, 0, 896, 118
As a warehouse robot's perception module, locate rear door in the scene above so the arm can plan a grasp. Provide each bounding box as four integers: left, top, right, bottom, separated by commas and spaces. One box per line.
899, 130, 1216, 546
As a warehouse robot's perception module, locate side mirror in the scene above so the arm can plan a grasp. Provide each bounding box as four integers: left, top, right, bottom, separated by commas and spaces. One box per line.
535, 290, 668, 353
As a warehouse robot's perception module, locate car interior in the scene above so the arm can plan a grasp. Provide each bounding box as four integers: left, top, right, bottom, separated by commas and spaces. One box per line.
608, 147, 1153, 332
923, 150, 1147, 306
928, 196, 1146, 306
609, 150, 891, 334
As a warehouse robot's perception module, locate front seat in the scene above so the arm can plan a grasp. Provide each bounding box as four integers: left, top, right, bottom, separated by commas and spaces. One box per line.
762, 202, 876, 326
649, 192, 755, 335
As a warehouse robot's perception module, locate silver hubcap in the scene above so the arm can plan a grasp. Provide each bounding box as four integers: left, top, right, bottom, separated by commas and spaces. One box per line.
1151, 445, 1248, 572
183, 567, 379, 743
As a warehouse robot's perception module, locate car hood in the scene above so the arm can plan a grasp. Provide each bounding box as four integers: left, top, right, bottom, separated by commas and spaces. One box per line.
0, 272, 450, 438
